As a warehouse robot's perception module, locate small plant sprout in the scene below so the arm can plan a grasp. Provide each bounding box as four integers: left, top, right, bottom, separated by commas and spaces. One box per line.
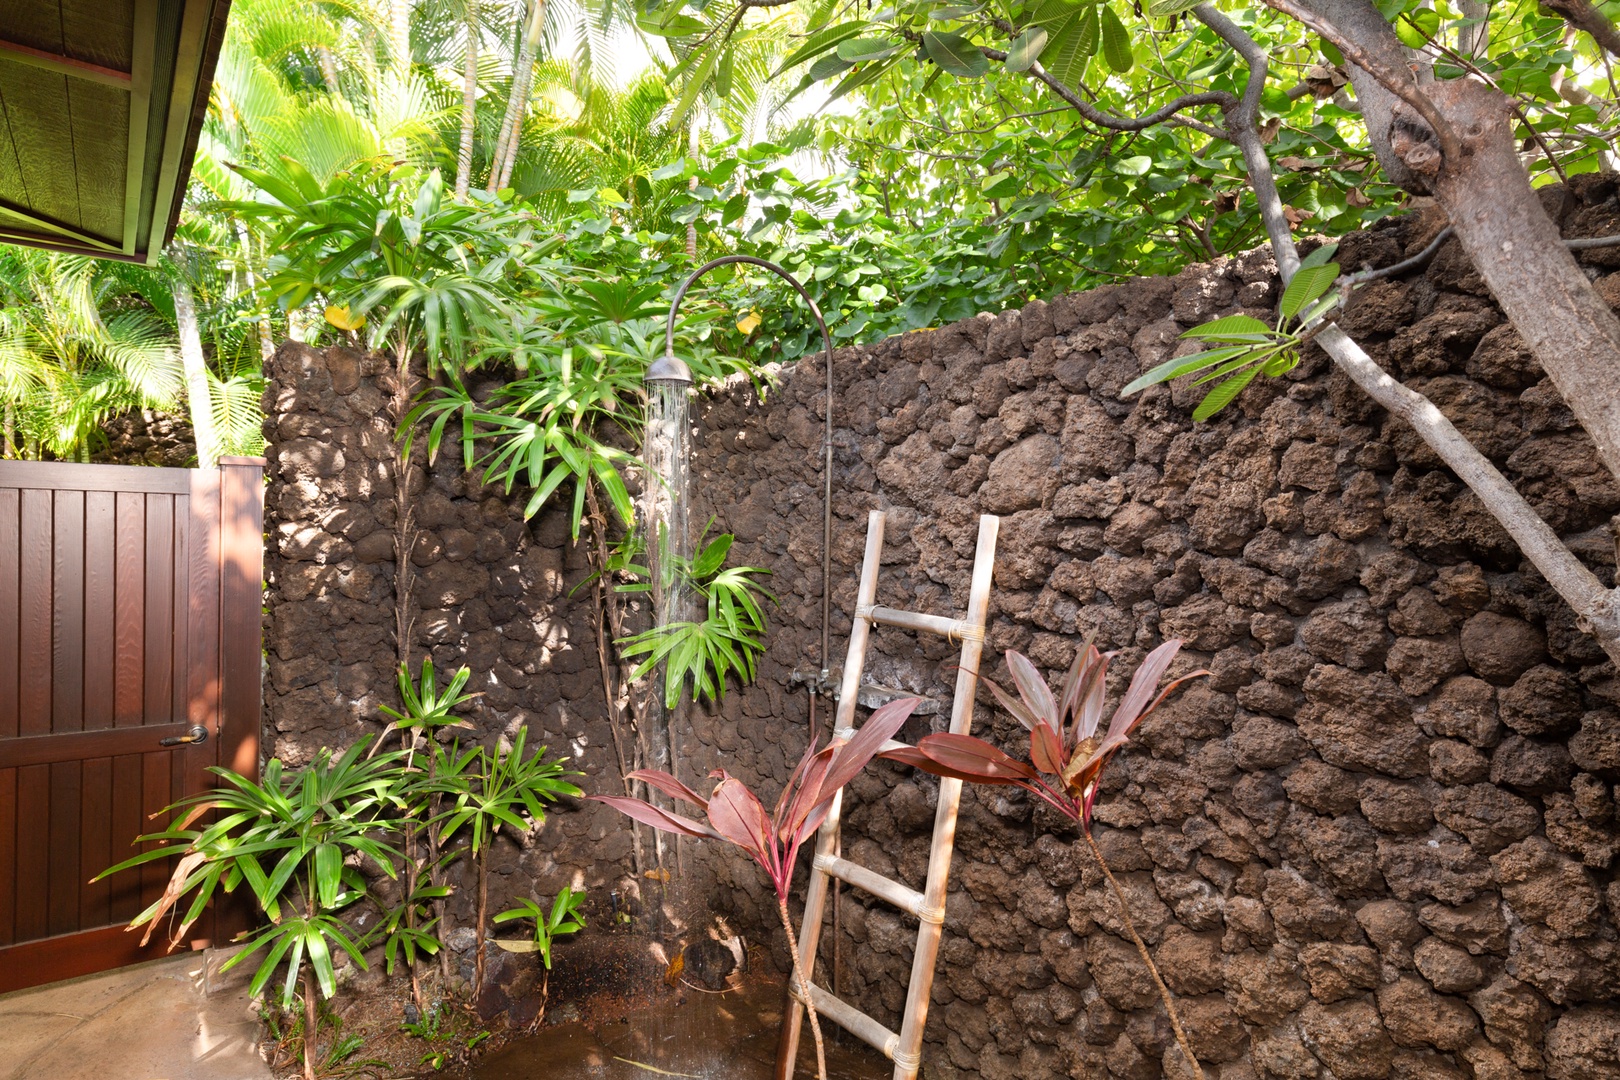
882, 638, 1210, 1079
492, 885, 588, 1026
1121, 243, 1341, 420
590, 696, 922, 1080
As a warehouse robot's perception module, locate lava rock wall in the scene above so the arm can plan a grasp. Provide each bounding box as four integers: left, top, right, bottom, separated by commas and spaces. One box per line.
260, 175, 1620, 1077
683, 181, 1620, 1079
260, 342, 636, 941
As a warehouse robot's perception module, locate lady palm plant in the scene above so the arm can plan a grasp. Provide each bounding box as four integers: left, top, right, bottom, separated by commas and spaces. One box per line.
95, 741, 406, 1080
430, 727, 581, 995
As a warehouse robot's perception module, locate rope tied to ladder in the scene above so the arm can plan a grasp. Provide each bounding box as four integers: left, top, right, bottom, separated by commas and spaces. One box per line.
945, 621, 985, 645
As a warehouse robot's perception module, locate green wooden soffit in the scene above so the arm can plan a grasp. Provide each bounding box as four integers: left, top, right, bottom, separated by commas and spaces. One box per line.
0, 0, 232, 264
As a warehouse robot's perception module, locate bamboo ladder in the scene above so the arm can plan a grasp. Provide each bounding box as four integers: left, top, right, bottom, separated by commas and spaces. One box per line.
777, 508, 1000, 1080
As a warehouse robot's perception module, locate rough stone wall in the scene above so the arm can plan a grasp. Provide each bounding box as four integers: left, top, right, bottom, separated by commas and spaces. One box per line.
680, 179, 1620, 1079
259, 176, 1620, 1077
260, 342, 636, 935
92, 408, 195, 466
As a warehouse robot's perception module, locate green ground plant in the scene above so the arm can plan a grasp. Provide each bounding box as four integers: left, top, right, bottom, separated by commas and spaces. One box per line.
430, 728, 582, 996
492, 885, 588, 1025
96, 662, 579, 1080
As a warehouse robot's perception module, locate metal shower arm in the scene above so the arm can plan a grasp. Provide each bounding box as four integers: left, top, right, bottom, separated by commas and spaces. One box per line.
659, 254, 840, 715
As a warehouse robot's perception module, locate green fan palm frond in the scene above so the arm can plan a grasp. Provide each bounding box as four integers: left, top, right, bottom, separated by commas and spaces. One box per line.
210, 369, 269, 458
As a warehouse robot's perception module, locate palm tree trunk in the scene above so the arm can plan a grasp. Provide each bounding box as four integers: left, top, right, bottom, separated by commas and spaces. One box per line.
389, 0, 412, 72
686, 114, 700, 258
490, 0, 544, 191
173, 277, 221, 468
316, 46, 341, 92
231, 220, 274, 361
455, 1, 479, 197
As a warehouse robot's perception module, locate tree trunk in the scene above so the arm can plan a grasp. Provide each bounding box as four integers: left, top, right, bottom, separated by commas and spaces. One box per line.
390, 0, 412, 72
316, 46, 341, 93
1281, 0, 1429, 192
1388, 79, 1620, 484
172, 277, 221, 468
456, 1, 479, 198
490, 0, 545, 191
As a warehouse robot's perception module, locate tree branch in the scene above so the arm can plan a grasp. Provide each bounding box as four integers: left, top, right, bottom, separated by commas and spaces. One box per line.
974, 42, 1238, 130
1192, 4, 1299, 281
1543, 0, 1620, 59
1316, 325, 1620, 666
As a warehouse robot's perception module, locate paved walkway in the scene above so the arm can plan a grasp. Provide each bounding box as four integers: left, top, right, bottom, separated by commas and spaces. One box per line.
0, 951, 272, 1080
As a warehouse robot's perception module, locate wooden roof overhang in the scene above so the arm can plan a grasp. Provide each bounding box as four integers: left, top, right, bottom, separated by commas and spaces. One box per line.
0, 0, 232, 264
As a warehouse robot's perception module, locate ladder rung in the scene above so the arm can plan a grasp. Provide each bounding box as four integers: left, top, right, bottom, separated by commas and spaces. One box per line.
865, 605, 980, 641
790, 979, 899, 1060
814, 853, 926, 919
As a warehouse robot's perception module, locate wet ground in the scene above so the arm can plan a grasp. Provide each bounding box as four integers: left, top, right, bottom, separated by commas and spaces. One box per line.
469, 974, 892, 1080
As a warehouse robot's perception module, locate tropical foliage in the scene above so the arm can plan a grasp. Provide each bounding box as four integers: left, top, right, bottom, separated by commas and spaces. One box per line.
883, 639, 1208, 1076
96, 662, 579, 1080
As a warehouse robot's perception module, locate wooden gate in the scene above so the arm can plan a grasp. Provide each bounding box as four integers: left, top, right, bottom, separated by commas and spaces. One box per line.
0, 457, 263, 992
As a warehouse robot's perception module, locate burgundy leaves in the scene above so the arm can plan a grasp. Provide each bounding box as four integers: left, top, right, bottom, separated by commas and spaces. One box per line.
591, 696, 921, 899
883, 637, 1206, 832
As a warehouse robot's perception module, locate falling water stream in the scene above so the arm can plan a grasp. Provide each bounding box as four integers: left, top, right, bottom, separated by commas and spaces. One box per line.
640, 379, 693, 875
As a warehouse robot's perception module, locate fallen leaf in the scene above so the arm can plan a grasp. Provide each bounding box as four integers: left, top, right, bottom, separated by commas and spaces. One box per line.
735, 310, 762, 335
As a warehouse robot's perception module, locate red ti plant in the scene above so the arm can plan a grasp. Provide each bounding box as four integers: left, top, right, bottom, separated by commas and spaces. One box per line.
590, 697, 921, 1080
882, 637, 1210, 1079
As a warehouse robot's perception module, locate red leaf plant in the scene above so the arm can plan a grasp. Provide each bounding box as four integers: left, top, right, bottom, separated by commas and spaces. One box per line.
590, 696, 921, 1080
882, 637, 1211, 1079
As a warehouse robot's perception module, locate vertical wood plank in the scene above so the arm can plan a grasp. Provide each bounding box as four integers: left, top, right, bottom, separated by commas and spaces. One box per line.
138, 751, 168, 908
108, 755, 143, 923
142, 494, 172, 727
0, 768, 14, 945
218, 460, 263, 780
83, 491, 115, 729
47, 761, 80, 936
0, 489, 18, 740
18, 488, 51, 737
14, 764, 48, 940
114, 492, 144, 727
80, 491, 117, 930
79, 757, 111, 929
52, 489, 84, 734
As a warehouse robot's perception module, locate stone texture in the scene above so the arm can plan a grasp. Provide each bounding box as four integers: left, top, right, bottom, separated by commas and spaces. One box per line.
258, 194, 1620, 1080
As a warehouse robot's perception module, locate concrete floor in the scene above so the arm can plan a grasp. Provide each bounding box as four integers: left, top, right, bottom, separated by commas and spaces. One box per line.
0, 951, 272, 1080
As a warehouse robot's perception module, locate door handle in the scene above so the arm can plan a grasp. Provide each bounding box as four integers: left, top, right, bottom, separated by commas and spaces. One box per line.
159, 725, 209, 747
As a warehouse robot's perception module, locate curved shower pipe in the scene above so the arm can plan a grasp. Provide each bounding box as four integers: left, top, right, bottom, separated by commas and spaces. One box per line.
651, 254, 839, 739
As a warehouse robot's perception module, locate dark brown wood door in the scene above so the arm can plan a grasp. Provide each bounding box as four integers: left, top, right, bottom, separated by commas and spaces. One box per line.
0, 458, 262, 992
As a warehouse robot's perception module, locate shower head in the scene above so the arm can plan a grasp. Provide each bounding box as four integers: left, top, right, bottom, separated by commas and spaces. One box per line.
645, 352, 694, 385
